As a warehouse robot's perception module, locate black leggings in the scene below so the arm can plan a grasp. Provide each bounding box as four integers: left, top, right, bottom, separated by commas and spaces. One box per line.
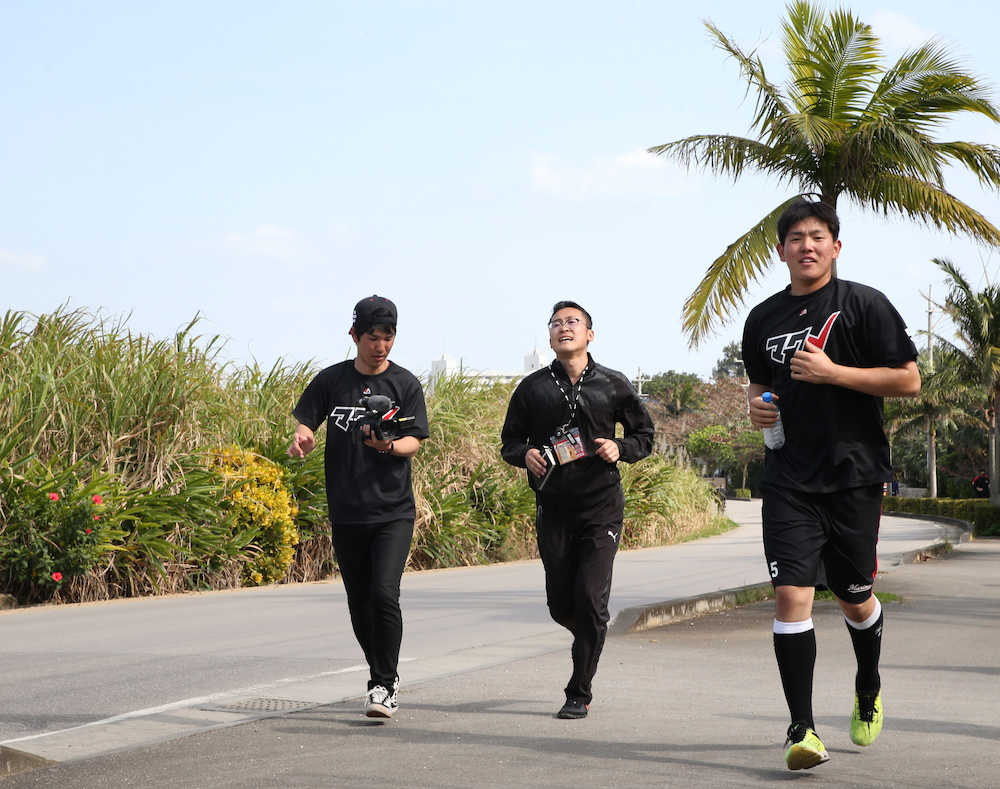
333, 518, 414, 689
536, 500, 621, 704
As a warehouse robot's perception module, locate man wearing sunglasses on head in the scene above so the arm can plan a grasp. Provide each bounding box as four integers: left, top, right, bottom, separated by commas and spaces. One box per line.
501, 300, 654, 720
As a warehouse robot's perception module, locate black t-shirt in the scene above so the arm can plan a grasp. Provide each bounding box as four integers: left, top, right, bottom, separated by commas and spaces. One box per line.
741, 278, 918, 493
293, 360, 429, 525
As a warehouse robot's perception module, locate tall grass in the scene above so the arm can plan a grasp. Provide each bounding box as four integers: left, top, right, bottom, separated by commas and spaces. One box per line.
0, 308, 723, 605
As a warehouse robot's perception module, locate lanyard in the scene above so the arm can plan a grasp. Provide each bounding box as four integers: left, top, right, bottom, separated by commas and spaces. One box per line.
548, 362, 589, 431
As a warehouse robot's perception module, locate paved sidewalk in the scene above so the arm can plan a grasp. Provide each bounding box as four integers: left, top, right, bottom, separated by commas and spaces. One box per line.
5, 538, 997, 787
0, 500, 963, 782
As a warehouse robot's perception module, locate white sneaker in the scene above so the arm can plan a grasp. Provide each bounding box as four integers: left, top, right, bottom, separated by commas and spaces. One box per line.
364, 685, 397, 718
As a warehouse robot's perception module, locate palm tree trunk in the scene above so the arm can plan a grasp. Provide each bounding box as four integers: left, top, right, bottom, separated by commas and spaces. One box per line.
991, 393, 1000, 507
926, 416, 937, 498
823, 191, 839, 280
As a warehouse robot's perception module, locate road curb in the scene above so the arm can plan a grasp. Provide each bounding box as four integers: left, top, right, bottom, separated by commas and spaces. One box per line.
1, 745, 55, 778
612, 513, 971, 635
610, 582, 774, 635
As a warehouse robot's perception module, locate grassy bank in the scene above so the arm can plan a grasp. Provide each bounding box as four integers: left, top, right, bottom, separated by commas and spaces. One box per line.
0, 308, 724, 605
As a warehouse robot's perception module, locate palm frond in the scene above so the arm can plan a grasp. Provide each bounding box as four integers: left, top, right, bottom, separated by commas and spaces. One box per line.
843, 117, 944, 185
793, 7, 881, 121
850, 173, 1000, 246
681, 197, 803, 346
869, 40, 1000, 129
781, 0, 826, 92
703, 20, 791, 135
647, 135, 801, 183
934, 141, 1000, 189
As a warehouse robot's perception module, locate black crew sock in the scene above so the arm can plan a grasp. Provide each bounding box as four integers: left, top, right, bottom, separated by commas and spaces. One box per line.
774, 624, 817, 731
846, 607, 883, 695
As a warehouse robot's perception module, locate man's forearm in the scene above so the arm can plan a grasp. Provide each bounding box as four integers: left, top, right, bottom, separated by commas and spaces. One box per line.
389, 436, 421, 458
829, 361, 920, 398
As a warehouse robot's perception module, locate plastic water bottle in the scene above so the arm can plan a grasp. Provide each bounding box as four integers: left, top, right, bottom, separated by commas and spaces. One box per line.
761, 391, 785, 450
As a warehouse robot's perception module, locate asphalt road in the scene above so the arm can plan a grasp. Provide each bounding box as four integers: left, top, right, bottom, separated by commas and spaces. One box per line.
0, 500, 968, 785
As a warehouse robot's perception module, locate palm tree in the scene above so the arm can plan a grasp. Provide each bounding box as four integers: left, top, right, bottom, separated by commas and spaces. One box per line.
933, 258, 1000, 503
650, 1, 1000, 345
886, 348, 982, 497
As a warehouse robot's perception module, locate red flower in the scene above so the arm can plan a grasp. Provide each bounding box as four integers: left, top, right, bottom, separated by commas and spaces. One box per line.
85, 528, 92, 534
52, 572, 63, 582
92, 494, 103, 505
93, 514, 100, 521
48, 492, 60, 501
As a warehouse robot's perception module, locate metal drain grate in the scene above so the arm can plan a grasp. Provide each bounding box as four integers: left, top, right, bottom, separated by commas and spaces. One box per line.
199, 697, 316, 714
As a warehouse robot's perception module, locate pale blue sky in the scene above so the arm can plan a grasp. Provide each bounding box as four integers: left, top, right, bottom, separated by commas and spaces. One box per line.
3, 1, 999, 379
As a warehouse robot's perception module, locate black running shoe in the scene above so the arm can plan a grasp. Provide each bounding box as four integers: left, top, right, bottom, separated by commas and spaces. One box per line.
557, 698, 589, 719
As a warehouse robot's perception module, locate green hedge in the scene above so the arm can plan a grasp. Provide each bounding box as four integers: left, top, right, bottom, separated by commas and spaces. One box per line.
883, 497, 1000, 537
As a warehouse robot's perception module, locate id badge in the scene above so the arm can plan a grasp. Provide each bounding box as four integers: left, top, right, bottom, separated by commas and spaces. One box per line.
550, 426, 587, 465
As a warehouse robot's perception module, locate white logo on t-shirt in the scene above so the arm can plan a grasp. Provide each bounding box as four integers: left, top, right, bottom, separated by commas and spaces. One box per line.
764, 311, 841, 365
330, 406, 366, 432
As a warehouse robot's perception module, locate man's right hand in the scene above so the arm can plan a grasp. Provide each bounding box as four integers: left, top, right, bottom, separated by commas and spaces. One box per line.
748, 393, 780, 430
525, 447, 548, 478
288, 426, 315, 458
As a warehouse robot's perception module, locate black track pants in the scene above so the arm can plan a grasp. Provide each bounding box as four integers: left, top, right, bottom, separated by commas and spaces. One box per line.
332, 518, 414, 689
536, 498, 622, 704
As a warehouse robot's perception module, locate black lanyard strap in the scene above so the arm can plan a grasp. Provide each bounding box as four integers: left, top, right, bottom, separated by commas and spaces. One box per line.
548, 362, 589, 430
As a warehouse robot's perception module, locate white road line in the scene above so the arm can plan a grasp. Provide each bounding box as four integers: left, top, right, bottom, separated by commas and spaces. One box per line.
1, 662, 379, 746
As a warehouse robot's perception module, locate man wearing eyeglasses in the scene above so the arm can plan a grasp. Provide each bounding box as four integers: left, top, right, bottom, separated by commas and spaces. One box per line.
501, 300, 654, 719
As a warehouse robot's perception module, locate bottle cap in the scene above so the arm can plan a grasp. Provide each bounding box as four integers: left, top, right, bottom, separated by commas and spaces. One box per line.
762, 391, 774, 403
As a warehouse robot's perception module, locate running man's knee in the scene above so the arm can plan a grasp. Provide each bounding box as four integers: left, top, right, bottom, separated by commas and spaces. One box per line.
775, 585, 816, 622
838, 593, 878, 624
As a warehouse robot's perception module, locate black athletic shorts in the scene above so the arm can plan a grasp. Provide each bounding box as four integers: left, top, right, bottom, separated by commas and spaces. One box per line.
761, 483, 882, 604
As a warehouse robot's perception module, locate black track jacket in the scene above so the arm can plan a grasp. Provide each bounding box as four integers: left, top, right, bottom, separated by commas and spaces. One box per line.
501, 355, 654, 519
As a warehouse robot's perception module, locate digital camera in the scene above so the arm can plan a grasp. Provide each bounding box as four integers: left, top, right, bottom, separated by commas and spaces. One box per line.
353, 394, 415, 441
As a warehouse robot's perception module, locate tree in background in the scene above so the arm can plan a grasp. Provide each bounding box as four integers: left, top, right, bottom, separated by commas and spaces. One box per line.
644, 370, 706, 415
933, 258, 1000, 504
686, 425, 734, 476
885, 348, 981, 497
731, 427, 765, 490
650, 0, 1000, 345
712, 340, 745, 381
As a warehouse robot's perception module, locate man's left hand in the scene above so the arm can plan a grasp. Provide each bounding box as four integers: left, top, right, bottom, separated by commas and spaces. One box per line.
360, 424, 393, 453
594, 437, 620, 463
790, 340, 839, 385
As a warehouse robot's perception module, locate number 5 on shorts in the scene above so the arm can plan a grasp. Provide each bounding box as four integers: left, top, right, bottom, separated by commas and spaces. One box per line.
769, 560, 779, 579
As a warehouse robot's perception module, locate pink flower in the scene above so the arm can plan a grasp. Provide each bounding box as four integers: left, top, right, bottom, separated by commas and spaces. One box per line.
93, 515, 100, 521
85, 528, 92, 534
92, 494, 103, 505
48, 492, 59, 501
52, 572, 63, 582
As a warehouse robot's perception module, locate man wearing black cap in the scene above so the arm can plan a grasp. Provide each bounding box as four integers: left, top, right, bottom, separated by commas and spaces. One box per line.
501, 300, 654, 719
289, 295, 429, 719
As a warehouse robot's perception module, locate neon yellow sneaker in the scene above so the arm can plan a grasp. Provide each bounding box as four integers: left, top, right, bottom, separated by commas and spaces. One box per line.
784, 724, 830, 770
851, 690, 883, 746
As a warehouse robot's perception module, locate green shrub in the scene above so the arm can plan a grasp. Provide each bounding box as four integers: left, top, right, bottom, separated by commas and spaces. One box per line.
0, 465, 118, 604
883, 496, 1000, 537
732, 488, 752, 499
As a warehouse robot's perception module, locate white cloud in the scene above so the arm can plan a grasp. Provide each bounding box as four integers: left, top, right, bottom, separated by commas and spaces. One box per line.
869, 10, 932, 56
223, 225, 309, 266
0, 249, 46, 271
530, 149, 690, 201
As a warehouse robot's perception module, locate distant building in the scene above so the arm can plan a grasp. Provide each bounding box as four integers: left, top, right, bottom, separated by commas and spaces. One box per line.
427, 348, 552, 393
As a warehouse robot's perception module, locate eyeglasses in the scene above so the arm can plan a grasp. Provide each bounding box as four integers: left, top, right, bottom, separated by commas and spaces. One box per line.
548, 317, 585, 330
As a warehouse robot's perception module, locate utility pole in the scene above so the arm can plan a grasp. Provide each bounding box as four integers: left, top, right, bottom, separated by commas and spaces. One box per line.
635, 367, 649, 398
927, 285, 934, 372
925, 285, 937, 498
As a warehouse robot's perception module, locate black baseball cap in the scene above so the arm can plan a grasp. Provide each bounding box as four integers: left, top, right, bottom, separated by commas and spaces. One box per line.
352, 295, 397, 335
